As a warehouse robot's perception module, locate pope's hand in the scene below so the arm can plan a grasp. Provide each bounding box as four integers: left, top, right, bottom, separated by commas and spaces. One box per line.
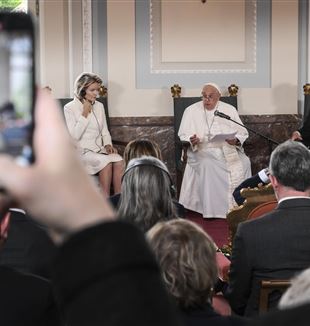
225, 138, 240, 146
190, 134, 200, 146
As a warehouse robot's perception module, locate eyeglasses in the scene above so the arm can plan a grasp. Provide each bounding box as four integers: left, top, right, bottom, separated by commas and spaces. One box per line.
201, 93, 218, 101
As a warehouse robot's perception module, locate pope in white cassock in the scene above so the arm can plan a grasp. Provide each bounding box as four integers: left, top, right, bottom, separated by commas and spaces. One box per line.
178, 83, 251, 218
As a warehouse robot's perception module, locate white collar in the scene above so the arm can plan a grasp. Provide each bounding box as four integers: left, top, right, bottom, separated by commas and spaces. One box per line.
278, 196, 310, 204
9, 208, 26, 214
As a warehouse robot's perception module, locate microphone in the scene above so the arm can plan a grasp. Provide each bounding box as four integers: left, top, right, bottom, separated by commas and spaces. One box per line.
214, 110, 231, 120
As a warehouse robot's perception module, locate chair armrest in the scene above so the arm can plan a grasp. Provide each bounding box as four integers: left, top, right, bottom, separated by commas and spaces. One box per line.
181, 141, 190, 163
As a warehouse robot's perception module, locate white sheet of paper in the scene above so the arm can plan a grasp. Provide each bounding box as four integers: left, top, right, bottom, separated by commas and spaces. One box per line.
209, 131, 237, 142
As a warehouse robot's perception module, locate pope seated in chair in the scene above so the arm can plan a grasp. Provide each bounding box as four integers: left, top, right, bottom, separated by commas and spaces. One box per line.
178, 83, 251, 218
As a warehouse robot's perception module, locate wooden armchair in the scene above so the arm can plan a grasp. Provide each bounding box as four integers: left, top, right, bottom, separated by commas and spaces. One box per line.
172, 83, 239, 197
224, 183, 276, 254
248, 200, 278, 220
259, 279, 291, 314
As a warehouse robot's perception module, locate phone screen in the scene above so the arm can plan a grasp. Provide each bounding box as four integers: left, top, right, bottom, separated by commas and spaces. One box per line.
0, 13, 35, 165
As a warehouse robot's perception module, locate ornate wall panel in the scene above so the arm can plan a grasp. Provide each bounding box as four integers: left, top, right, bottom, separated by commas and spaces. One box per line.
136, 0, 271, 88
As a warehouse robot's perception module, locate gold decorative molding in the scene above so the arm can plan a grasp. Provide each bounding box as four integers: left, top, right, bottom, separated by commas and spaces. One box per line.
225, 183, 276, 254
99, 85, 108, 98
35, 0, 39, 16
171, 84, 182, 98
303, 84, 310, 95
228, 84, 239, 96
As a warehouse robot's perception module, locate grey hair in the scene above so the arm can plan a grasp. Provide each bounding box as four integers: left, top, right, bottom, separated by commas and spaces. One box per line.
147, 219, 218, 309
118, 156, 176, 232
269, 140, 310, 191
279, 268, 310, 310
74, 72, 102, 98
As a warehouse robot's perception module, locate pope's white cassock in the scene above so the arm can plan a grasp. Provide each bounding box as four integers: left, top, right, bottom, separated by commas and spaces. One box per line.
178, 100, 251, 218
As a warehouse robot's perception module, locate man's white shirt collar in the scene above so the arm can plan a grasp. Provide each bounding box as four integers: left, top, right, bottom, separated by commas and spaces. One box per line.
278, 196, 310, 204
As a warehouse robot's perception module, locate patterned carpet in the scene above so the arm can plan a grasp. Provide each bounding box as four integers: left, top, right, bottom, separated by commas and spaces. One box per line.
186, 210, 229, 248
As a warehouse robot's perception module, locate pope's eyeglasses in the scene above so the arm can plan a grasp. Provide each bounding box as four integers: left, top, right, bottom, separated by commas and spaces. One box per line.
202, 93, 218, 101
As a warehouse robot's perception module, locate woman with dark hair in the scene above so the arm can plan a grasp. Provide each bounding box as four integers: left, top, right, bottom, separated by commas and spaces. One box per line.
147, 219, 247, 326
118, 156, 177, 232
64, 72, 123, 196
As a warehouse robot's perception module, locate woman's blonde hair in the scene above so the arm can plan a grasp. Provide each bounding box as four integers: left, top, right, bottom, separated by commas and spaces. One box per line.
147, 219, 218, 309
74, 72, 102, 99
123, 139, 162, 167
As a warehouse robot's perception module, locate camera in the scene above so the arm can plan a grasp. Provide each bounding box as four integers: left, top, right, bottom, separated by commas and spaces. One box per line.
0, 12, 35, 165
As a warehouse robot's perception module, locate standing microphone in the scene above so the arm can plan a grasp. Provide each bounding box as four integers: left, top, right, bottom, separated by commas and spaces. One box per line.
214, 110, 231, 120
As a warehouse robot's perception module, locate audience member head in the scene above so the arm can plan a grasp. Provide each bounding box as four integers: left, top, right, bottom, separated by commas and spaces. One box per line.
118, 156, 176, 232
268, 140, 310, 199
123, 139, 162, 167
201, 83, 221, 110
74, 72, 102, 100
147, 219, 218, 310
279, 268, 310, 310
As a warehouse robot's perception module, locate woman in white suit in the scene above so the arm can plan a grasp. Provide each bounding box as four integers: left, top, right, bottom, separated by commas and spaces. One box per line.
64, 73, 123, 196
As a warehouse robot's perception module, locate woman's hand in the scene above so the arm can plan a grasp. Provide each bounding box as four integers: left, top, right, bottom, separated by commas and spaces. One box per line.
81, 99, 92, 118
104, 144, 118, 154
291, 131, 303, 142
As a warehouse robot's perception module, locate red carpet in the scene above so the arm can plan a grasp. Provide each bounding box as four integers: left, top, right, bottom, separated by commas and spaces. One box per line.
186, 210, 229, 248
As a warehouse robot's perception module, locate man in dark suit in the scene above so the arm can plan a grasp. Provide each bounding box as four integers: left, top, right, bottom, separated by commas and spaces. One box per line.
233, 128, 310, 206
0, 211, 63, 326
233, 168, 270, 205
0, 209, 56, 278
226, 140, 310, 317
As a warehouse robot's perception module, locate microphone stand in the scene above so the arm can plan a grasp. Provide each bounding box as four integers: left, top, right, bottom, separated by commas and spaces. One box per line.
215, 113, 279, 146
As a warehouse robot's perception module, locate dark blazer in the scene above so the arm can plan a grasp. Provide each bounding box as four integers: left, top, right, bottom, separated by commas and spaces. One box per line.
226, 198, 310, 317
0, 210, 57, 279
0, 266, 62, 326
233, 174, 266, 205
109, 193, 186, 218
181, 304, 248, 326
52, 221, 182, 326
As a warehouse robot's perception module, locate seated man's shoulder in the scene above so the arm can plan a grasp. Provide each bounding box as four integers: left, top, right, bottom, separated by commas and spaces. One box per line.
239, 212, 278, 233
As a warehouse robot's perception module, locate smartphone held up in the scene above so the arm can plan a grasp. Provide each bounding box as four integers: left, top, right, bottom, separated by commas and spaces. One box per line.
0, 12, 35, 165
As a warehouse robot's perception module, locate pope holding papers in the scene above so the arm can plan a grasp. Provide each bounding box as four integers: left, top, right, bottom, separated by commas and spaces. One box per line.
178, 83, 251, 218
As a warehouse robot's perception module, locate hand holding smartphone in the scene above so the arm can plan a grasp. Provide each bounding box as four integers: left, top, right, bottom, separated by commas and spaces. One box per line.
0, 12, 35, 165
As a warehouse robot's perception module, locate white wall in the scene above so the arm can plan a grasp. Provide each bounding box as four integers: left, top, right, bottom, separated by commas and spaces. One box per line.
37, 0, 300, 117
